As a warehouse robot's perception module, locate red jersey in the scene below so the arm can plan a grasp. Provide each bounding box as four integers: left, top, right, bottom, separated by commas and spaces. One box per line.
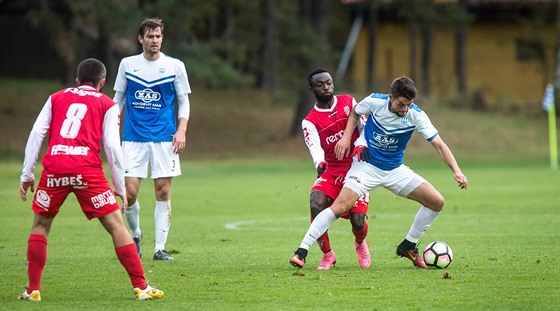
302, 94, 360, 176
41, 86, 113, 172
21, 85, 125, 196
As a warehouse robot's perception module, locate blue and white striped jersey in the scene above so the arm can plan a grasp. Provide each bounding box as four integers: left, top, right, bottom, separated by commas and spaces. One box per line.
114, 53, 191, 142
355, 93, 438, 171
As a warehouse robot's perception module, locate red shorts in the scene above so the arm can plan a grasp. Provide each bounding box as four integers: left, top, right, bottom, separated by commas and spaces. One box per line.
31, 171, 120, 220
311, 171, 369, 218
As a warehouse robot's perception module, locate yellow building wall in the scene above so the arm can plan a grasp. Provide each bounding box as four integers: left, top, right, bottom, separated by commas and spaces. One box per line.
352, 22, 556, 105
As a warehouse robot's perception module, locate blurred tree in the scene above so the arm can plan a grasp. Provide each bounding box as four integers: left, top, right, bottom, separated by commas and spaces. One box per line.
288, 0, 335, 137
24, 0, 141, 84
259, 0, 279, 91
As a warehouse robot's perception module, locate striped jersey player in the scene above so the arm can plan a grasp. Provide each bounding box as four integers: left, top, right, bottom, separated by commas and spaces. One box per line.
113, 17, 191, 261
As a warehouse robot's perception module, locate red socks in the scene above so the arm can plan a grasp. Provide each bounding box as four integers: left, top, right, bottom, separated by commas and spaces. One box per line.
352, 221, 369, 245
27, 234, 47, 293
27, 236, 146, 292
115, 243, 146, 289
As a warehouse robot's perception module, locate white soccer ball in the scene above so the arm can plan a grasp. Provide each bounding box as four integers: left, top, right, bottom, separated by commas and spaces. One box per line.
423, 241, 453, 269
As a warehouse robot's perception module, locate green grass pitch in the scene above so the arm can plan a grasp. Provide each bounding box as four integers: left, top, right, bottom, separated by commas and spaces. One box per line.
1, 159, 559, 310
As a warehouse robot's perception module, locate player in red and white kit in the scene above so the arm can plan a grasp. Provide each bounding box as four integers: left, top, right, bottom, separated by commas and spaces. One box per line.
294, 68, 371, 270
18, 58, 163, 301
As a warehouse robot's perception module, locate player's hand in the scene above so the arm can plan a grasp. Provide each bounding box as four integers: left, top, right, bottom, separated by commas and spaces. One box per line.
316, 161, 327, 177
454, 172, 468, 190
353, 145, 371, 162
20, 181, 35, 201
172, 130, 187, 154
335, 138, 351, 160
117, 193, 128, 213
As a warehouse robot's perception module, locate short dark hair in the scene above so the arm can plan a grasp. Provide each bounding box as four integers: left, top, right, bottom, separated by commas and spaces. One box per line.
307, 67, 329, 87
390, 76, 416, 100
139, 17, 164, 37
77, 58, 106, 86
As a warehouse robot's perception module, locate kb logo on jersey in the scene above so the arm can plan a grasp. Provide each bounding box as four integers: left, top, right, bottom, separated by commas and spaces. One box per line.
135, 88, 161, 103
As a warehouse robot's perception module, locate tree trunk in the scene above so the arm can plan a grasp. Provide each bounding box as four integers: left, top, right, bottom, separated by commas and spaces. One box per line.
289, 0, 330, 137
259, 0, 279, 91
367, 1, 378, 90
408, 4, 418, 82
455, 0, 467, 94
421, 20, 433, 95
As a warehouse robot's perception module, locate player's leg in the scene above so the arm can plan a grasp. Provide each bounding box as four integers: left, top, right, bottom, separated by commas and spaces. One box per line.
125, 177, 143, 257
19, 172, 68, 301
390, 168, 443, 268
153, 177, 174, 260
290, 187, 359, 268
310, 191, 336, 270
349, 193, 371, 268
350, 212, 370, 268
402, 180, 444, 245
122, 141, 149, 258
19, 213, 54, 301
150, 142, 181, 260
98, 210, 164, 300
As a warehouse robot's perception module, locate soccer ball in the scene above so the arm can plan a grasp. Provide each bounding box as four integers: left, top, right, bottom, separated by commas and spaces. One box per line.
423, 241, 453, 269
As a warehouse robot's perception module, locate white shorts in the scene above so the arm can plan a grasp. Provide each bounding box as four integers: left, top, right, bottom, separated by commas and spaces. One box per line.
122, 141, 181, 179
344, 159, 426, 198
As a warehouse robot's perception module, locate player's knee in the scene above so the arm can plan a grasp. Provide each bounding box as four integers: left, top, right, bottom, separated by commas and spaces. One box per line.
310, 193, 330, 218
350, 213, 365, 231
430, 195, 445, 212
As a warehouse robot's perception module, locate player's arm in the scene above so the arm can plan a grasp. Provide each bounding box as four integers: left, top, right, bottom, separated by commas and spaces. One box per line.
173, 94, 190, 154
302, 120, 327, 177
335, 106, 361, 160
113, 91, 125, 112
20, 98, 52, 201
102, 104, 127, 208
429, 135, 468, 190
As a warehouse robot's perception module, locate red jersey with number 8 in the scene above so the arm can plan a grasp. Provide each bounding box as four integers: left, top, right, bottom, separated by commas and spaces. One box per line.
41, 86, 116, 174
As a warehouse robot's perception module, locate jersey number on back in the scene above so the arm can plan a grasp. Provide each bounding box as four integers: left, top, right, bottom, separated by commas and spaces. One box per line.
60, 103, 88, 139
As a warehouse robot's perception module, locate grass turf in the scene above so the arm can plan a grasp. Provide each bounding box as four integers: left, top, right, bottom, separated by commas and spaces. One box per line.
1, 159, 558, 310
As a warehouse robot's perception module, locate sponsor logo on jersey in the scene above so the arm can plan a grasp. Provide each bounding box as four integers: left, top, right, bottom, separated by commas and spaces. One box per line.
91, 190, 117, 209
64, 87, 102, 98
46, 175, 87, 188
373, 132, 398, 147
35, 190, 50, 210
325, 130, 344, 145
51, 145, 89, 156
135, 88, 161, 103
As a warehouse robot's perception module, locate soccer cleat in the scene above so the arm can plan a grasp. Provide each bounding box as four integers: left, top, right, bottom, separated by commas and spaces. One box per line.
396, 244, 428, 269
355, 240, 371, 268
18, 290, 41, 301
290, 252, 305, 269
153, 249, 174, 260
133, 285, 164, 300
133, 235, 142, 258
317, 250, 337, 270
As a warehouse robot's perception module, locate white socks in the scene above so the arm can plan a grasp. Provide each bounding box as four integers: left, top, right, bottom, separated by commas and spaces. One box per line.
299, 208, 337, 250
124, 201, 141, 238
405, 206, 440, 243
154, 201, 171, 252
